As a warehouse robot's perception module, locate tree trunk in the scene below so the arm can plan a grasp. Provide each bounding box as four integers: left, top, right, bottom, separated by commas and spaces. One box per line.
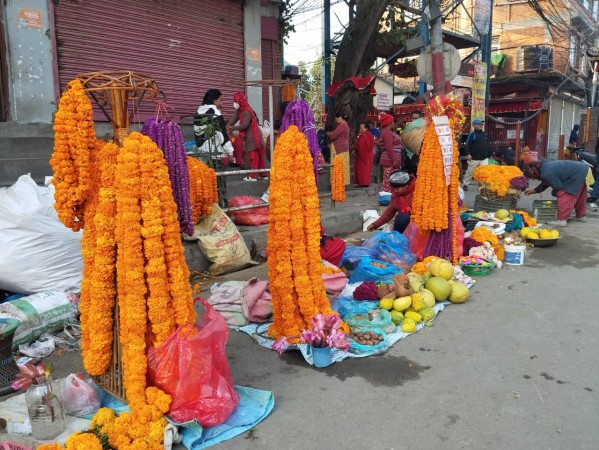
327, 0, 392, 144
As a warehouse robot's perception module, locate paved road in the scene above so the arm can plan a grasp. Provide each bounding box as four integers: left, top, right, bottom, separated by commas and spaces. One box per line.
44, 186, 599, 449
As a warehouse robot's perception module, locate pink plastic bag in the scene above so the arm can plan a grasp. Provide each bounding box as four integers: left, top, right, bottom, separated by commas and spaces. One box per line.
59, 373, 101, 417
147, 298, 240, 426
227, 196, 269, 226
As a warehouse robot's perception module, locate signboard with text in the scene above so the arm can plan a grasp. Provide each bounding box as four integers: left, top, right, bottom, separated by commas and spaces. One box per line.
376, 93, 392, 110
471, 61, 487, 126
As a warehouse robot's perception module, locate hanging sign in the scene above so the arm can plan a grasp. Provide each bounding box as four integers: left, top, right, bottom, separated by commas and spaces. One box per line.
432, 116, 454, 186
471, 61, 487, 125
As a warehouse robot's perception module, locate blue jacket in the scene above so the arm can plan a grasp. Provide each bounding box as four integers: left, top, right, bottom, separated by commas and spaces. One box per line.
534, 160, 588, 195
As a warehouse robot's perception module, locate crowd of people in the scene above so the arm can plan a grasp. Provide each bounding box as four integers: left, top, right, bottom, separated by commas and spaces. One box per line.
192, 89, 598, 230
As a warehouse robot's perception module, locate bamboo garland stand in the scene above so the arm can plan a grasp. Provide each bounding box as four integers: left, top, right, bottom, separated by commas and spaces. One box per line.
77, 71, 159, 400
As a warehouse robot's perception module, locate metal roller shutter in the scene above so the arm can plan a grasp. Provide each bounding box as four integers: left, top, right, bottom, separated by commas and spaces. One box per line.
547, 98, 563, 157
53, 0, 244, 120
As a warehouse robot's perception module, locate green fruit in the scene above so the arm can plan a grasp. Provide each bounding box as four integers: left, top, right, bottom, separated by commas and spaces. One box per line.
420, 289, 436, 308
390, 310, 404, 325
420, 307, 435, 322
495, 209, 509, 220
424, 276, 452, 301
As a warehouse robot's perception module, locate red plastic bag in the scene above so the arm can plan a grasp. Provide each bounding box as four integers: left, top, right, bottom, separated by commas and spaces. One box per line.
227, 196, 269, 226
147, 298, 240, 426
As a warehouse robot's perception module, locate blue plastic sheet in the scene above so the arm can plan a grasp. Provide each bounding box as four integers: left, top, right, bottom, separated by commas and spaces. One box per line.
348, 257, 402, 283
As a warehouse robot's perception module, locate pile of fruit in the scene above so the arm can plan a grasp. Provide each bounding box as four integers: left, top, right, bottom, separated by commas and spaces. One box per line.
519, 227, 560, 240
377, 258, 470, 334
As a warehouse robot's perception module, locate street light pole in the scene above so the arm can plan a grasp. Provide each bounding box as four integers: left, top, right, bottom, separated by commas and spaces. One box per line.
429, 1, 445, 96
322, 0, 331, 115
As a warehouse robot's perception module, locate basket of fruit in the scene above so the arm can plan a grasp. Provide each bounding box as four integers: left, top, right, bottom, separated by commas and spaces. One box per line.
347, 328, 389, 355
458, 256, 494, 276
525, 227, 560, 247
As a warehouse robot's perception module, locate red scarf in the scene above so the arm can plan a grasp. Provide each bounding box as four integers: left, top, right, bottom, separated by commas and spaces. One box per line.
233, 92, 263, 151
393, 178, 416, 213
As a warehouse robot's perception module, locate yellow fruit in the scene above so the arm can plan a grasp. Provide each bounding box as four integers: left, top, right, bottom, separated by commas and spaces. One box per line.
520, 227, 531, 237
495, 209, 509, 220
390, 310, 404, 325
410, 292, 424, 311
401, 321, 416, 333
448, 281, 470, 304
379, 298, 394, 311
539, 229, 552, 239
420, 289, 436, 308
527, 228, 539, 236
404, 310, 422, 322
550, 230, 559, 238
424, 276, 452, 301
393, 296, 412, 311
528, 234, 538, 240
429, 258, 454, 281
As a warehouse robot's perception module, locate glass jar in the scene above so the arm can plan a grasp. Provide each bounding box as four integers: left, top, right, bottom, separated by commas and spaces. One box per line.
24, 377, 66, 440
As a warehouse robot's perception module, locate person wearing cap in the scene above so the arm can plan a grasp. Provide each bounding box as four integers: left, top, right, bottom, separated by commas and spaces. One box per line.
327, 113, 351, 185
462, 118, 491, 190
378, 113, 403, 192
524, 159, 588, 227
367, 171, 415, 233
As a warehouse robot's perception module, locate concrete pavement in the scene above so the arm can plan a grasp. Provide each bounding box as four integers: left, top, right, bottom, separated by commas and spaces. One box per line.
39, 185, 599, 449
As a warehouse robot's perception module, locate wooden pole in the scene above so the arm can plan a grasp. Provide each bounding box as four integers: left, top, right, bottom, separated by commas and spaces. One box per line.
515, 121, 521, 165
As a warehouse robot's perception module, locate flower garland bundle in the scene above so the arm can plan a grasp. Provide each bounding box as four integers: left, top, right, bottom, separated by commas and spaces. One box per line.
473, 165, 523, 197
331, 154, 346, 202
142, 118, 194, 236
471, 227, 499, 246
513, 209, 537, 226
282, 83, 296, 102
280, 99, 320, 179
267, 126, 347, 340
411, 122, 449, 232
82, 142, 119, 375
50, 79, 96, 231
187, 156, 218, 221
410, 256, 440, 274
40, 387, 172, 450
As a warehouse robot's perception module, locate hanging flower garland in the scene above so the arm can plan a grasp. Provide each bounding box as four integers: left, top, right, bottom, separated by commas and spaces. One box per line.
50, 79, 96, 231
187, 156, 218, 221
267, 126, 348, 341
282, 83, 296, 102
331, 154, 346, 202
280, 99, 320, 180
142, 118, 194, 236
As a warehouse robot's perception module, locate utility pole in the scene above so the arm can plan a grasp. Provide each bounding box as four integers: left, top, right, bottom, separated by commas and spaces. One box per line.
480, 0, 494, 107
322, 0, 331, 116
429, 1, 445, 96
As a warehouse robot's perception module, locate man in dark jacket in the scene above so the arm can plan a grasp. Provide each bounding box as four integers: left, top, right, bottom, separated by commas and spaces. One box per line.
462, 119, 491, 190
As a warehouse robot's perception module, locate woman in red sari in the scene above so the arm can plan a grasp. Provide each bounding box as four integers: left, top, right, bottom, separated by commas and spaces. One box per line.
353, 121, 374, 187
227, 92, 265, 181
377, 113, 402, 192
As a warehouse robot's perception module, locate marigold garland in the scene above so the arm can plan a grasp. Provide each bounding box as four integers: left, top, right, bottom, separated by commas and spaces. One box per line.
410, 256, 440, 274
471, 227, 499, 246
267, 126, 348, 341
331, 154, 346, 202
64, 432, 103, 450
512, 209, 537, 227
37, 445, 63, 450
50, 79, 96, 231
282, 84, 296, 102
473, 165, 523, 197
187, 156, 218, 221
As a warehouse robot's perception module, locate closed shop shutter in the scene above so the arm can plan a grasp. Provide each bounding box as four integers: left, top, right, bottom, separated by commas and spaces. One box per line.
547, 98, 563, 156
260, 38, 281, 124
53, 0, 245, 121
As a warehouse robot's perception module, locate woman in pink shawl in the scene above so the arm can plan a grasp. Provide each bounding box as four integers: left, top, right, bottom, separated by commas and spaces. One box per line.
227, 92, 266, 181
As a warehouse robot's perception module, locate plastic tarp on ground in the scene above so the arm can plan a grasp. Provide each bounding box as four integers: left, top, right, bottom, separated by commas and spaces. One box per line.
0, 384, 273, 450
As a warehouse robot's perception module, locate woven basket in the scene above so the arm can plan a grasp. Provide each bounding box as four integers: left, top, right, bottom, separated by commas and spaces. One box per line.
478, 184, 520, 202
400, 119, 427, 155
460, 263, 493, 277
0, 329, 19, 396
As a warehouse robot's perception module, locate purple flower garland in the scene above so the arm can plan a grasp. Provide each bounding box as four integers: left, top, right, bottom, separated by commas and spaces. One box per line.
142, 117, 194, 236
280, 99, 320, 181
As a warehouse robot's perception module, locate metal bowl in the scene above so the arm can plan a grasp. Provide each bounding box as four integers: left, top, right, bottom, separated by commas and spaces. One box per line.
527, 236, 561, 247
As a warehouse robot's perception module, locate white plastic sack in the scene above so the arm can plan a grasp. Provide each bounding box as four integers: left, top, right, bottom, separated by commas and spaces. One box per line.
58, 374, 101, 417
362, 209, 380, 231
0, 174, 82, 294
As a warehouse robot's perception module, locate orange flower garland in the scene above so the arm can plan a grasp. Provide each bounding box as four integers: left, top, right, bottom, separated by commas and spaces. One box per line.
267, 126, 347, 341
513, 209, 537, 226
411, 256, 440, 274
473, 165, 523, 197
411, 122, 449, 232
282, 84, 296, 102
331, 154, 346, 202
50, 79, 96, 231
471, 227, 499, 246
187, 156, 218, 221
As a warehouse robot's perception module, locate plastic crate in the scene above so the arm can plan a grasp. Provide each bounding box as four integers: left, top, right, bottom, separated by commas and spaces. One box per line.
473, 195, 518, 212
532, 200, 557, 223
